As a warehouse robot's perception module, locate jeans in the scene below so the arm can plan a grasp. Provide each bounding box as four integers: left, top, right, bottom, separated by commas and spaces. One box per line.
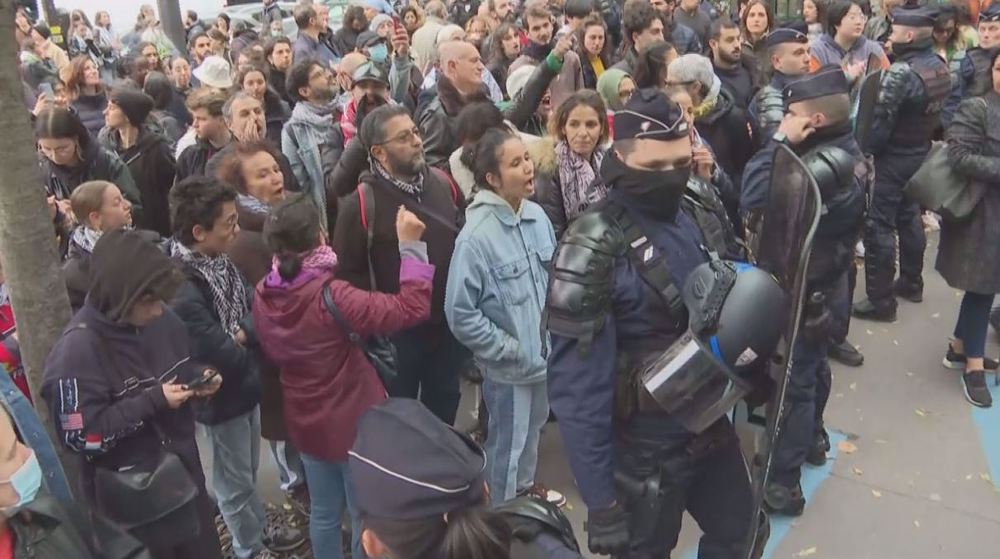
954, 292, 996, 360
201, 407, 266, 559
389, 325, 470, 425
269, 439, 306, 492
299, 454, 364, 559
482, 378, 549, 502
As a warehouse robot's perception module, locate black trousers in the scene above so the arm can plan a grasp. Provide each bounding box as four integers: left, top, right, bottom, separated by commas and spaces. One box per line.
614, 416, 754, 559
863, 152, 927, 310
389, 324, 470, 426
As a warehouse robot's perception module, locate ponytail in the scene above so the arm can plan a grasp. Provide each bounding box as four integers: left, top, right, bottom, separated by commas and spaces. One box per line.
276, 251, 302, 281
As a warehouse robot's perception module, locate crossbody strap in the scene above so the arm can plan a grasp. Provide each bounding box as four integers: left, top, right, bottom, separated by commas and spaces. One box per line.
358, 182, 379, 291
612, 204, 686, 321
320, 280, 365, 350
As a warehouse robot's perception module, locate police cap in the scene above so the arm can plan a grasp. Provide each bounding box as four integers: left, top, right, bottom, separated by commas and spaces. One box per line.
614, 87, 689, 141
981, 3, 1000, 22
891, 6, 938, 28
765, 25, 809, 48
783, 64, 851, 106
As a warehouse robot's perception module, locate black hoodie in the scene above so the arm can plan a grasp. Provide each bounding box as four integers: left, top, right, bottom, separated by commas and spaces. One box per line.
100, 127, 176, 236
694, 88, 753, 186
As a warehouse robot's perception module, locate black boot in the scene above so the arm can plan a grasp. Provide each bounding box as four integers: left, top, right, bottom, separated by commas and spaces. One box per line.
806, 430, 830, 466
893, 278, 924, 303
852, 298, 896, 322
763, 482, 806, 516
828, 339, 864, 367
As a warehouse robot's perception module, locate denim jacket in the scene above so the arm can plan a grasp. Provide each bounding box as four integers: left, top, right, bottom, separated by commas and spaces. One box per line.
445, 190, 556, 384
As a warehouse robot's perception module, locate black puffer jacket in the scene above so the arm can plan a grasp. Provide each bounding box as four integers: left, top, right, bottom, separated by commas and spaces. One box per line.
99, 126, 176, 236
694, 88, 753, 186
41, 142, 144, 219
71, 92, 109, 139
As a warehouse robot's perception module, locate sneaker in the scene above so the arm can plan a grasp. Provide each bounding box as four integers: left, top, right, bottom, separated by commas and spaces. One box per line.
855, 241, 865, 259
893, 279, 923, 303
763, 482, 805, 516
828, 339, 864, 367
943, 345, 1000, 371
286, 485, 311, 518
518, 483, 567, 508
852, 299, 896, 322
264, 518, 306, 552
962, 371, 993, 408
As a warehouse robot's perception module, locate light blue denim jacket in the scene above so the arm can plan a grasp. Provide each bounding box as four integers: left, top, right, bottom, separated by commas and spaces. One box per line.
445, 190, 556, 384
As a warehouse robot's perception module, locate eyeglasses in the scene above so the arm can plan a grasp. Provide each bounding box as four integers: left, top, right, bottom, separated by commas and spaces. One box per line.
377, 127, 422, 146
844, 12, 867, 21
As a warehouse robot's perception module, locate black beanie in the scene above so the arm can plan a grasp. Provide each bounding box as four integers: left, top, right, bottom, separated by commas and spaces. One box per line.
111, 89, 155, 128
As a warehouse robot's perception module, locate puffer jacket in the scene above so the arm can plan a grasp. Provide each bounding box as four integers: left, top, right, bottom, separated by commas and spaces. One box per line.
445, 190, 556, 384
99, 126, 176, 236
695, 88, 753, 186
71, 92, 109, 139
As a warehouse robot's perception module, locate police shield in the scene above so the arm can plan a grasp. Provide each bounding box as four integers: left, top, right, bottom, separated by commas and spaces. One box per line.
742, 144, 823, 559
855, 61, 883, 154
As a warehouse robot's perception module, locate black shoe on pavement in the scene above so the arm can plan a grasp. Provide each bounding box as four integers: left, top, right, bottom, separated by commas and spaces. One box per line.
943, 345, 1000, 371
763, 482, 805, 516
806, 429, 831, 467
852, 299, 896, 322
829, 340, 864, 367
962, 371, 993, 408
264, 517, 307, 552
893, 279, 924, 303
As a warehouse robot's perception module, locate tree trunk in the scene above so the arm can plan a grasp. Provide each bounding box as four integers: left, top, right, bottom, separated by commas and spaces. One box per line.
0, 0, 78, 488
157, 0, 186, 58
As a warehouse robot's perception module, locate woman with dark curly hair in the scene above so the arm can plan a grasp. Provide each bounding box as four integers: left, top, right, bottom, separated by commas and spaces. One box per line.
487, 22, 522, 98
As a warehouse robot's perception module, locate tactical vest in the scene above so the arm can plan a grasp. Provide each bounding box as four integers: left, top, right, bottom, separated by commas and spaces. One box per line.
498, 495, 582, 559
888, 56, 952, 147
753, 85, 785, 138
967, 48, 997, 98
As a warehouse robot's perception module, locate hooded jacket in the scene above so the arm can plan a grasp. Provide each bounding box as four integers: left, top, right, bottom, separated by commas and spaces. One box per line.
445, 190, 556, 384
253, 244, 434, 461
99, 126, 176, 236
694, 88, 753, 186
176, 136, 231, 183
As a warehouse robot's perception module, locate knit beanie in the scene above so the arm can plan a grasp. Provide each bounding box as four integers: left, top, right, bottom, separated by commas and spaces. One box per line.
110, 89, 154, 127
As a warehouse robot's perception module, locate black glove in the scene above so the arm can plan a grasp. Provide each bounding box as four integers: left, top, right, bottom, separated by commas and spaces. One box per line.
586, 502, 630, 556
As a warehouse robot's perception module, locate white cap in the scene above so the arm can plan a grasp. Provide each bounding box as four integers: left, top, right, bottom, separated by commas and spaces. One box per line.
193, 56, 234, 89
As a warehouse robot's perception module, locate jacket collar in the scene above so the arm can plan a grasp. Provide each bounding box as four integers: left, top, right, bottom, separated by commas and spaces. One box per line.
469, 189, 534, 226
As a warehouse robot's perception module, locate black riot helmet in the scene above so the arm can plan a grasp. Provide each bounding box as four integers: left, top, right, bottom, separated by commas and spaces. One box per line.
641, 260, 788, 433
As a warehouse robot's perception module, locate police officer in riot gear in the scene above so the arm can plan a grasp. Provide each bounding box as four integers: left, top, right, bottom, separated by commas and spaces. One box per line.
748, 25, 812, 144
741, 66, 866, 515
544, 89, 757, 558
943, 4, 1000, 128
853, 7, 950, 322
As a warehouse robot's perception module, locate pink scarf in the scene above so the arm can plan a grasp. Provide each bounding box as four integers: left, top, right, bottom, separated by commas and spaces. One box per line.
270, 245, 338, 274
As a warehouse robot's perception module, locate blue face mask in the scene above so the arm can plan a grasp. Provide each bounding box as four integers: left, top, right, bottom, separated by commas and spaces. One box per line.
1, 450, 41, 511
369, 43, 389, 63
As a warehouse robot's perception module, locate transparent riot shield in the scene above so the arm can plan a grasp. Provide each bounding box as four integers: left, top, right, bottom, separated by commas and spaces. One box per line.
855, 65, 883, 155
742, 144, 823, 558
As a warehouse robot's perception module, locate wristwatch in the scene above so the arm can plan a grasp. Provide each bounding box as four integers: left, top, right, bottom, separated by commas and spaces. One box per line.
772, 131, 790, 146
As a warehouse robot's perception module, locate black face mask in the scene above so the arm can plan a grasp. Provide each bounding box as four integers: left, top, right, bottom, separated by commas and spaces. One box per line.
602, 153, 691, 219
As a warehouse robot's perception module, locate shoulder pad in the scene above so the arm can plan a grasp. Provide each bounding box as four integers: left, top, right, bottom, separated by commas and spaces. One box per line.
753, 86, 785, 130
543, 208, 624, 354
495, 496, 581, 553
801, 145, 857, 199
879, 62, 911, 103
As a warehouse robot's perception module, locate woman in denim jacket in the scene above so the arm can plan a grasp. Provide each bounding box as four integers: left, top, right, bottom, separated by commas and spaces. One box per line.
445, 128, 565, 506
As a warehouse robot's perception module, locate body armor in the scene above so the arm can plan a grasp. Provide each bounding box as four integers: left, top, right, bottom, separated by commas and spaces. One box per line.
885, 56, 951, 147
965, 47, 997, 98
497, 496, 581, 559
753, 85, 785, 139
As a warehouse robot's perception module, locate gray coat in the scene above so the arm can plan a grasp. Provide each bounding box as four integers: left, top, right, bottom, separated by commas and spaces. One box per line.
938, 93, 1000, 294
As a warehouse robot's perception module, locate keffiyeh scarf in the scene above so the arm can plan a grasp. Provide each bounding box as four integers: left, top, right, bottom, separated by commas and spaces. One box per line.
169, 240, 251, 335
556, 141, 607, 221
371, 158, 425, 198
70, 226, 104, 254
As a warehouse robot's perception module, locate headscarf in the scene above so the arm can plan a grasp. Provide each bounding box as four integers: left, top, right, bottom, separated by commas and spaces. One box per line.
597, 69, 631, 111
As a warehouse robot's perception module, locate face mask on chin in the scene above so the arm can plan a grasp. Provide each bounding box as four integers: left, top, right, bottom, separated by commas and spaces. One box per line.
0, 450, 42, 513
369, 43, 389, 63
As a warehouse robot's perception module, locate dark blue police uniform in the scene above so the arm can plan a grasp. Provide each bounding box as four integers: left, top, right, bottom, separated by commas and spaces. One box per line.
545, 90, 752, 558
857, 7, 950, 320
942, 5, 1000, 128
747, 27, 811, 144
741, 66, 866, 511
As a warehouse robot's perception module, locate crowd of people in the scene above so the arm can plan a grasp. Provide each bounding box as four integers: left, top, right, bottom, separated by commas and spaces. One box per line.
0, 0, 998, 557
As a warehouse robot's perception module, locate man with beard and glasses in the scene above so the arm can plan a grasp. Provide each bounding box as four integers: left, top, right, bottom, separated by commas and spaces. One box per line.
333, 104, 468, 427
282, 60, 340, 226
710, 18, 761, 110
510, 1, 583, 110
543, 88, 752, 558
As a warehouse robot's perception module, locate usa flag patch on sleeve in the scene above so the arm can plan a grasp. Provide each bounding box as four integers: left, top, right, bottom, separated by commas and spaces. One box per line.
60, 413, 83, 431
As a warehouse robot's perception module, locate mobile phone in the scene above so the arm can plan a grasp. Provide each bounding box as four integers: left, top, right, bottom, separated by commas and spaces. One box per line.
39, 82, 54, 98
392, 15, 402, 31
186, 370, 220, 390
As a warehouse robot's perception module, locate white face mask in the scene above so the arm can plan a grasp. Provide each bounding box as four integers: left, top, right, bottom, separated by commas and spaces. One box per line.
0, 449, 42, 512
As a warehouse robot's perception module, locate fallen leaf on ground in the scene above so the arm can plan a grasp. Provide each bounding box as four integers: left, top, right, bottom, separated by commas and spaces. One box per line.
981, 473, 992, 482
906, 372, 915, 377
966, 474, 973, 481
932, 313, 940, 318
835, 392, 844, 398
914, 520, 920, 528
852, 467, 864, 476
929, 493, 941, 502
872, 490, 882, 498
849, 382, 857, 391
866, 329, 874, 335
875, 439, 888, 444
915, 408, 928, 417
893, 339, 899, 345
838, 441, 858, 454
795, 547, 818, 557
